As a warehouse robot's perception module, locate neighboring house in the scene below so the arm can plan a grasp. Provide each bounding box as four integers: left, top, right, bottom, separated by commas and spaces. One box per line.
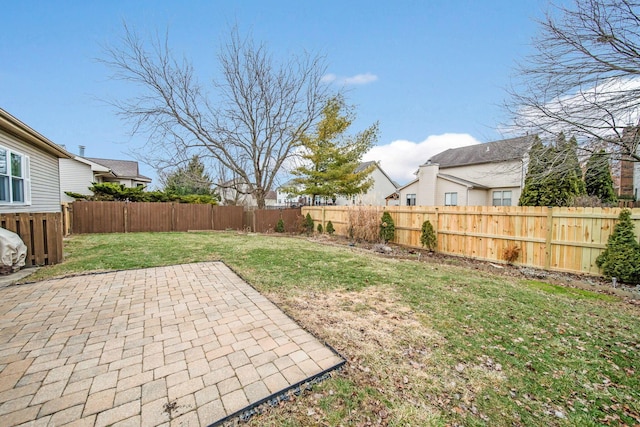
334, 161, 399, 206
398, 135, 534, 207
59, 157, 101, 203
217, 179, 256, 207
276, 182, 309, 207
59, 151, 152, 202
85, 157, 152, 188
265, 190, 277, 207
614, 127, 640, 202
0, 109, 71, 213
276, 161, 399, 206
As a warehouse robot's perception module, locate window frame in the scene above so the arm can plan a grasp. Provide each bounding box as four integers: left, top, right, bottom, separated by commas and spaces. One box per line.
406, 193, 416, 206
492, 190, 512, 206
444, 192, 457, 206
0, 145, 31, 206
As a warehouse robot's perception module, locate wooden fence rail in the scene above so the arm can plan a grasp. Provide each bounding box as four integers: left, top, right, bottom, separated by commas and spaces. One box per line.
303, 205, 640, 276
0, 212, 64, 266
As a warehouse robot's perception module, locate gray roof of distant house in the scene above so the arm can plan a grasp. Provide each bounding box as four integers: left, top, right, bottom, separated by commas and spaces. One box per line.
86, 157, 151, 181
425, 135, 535, 168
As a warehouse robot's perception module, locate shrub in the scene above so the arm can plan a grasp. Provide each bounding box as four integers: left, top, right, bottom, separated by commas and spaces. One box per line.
303, 213, 314, 235
596, 209, 640, 284
317, 223, 323, 234
420, 220, 437, 251
275, 218, 285, 233
326, 221, 335, 235
347, 207, 379, 242
379, 211, 395, 243
502, 246, 520, 264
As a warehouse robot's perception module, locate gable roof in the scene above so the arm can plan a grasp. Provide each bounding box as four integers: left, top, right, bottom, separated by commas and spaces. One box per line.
0, 109, 71, 159
425, 135, 534, 168
356, 160, 400, 188
85, 157, 151, 182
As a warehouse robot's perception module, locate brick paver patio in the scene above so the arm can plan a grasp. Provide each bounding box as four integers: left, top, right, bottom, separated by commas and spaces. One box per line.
0, 262, 344, 426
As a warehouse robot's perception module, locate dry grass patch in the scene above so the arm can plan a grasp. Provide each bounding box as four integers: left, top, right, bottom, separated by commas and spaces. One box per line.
253, 285, 511, 426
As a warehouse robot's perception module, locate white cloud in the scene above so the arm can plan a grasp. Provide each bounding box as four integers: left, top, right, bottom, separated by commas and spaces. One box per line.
321, 72, 378, 86
363, 133, 481, 185
343, 73, 378, 85
321, 73, 337, 84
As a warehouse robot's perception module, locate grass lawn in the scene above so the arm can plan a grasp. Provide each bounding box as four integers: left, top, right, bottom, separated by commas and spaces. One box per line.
29, 232, 640, 426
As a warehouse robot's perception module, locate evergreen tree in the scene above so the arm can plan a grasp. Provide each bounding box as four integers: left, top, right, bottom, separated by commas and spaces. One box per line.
584, 150, 617, 205
163, 156, 215, 196
420, 220, 437, 251
519, 134, 584, 207
553, 133, 585, 204
596, 209, 640, 284
519, 136, 548, 206
288, 96, 378, 204
379, 211, 395, 243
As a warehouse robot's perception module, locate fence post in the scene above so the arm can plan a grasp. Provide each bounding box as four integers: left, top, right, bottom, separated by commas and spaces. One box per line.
123, 201, 129, 233
434, 207, 439, 247
171, 203, 176, 232
544, 207, 553, 270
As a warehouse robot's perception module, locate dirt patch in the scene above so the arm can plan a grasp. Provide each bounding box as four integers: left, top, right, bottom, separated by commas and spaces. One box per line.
256, 286, 441, 425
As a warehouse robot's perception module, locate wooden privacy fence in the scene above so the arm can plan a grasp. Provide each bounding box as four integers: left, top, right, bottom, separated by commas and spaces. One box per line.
303, 205, 640, 276
70, 201, 301, 234
0, 212, 64, 266
246, 208, 302, 233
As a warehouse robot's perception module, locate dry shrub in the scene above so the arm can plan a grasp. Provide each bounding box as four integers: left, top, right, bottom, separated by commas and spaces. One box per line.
570, 194, 605, 207
502, 245, 520, 264
347, 206, 380, 243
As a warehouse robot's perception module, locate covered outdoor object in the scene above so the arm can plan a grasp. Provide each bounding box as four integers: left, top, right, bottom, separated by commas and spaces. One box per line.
0, 227, 27, 274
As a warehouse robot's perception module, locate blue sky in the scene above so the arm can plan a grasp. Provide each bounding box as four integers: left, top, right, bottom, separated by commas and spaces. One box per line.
1, 0, 550, 186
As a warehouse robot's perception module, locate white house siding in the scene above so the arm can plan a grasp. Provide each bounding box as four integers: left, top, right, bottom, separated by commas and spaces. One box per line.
398, 180, 419, 206
59, 158, 94, 202
439, 160, 525, 189
436, 180, 468, 206
485, 186, 521, 206
333, 165, 397, 206
468, 188, 488, 206
0, 129, 61, 213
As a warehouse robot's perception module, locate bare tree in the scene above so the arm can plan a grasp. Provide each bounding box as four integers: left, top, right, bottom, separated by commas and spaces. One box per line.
507, 0, 640, 162
101, 25, 331, 208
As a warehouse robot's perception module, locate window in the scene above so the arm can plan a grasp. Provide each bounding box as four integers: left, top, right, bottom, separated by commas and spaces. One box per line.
445, 192, 457, 206
406, 193, 416, 206
0, 147, 30, 205
492, 190, 512, 206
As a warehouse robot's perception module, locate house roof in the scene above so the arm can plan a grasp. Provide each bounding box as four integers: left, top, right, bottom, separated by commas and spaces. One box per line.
0, 109, 72, 159
85, 157, 151, 182
425, 135, 534, 168
396, 178, 419, 192
438, 173, 488, 189
356, 160, 400, 189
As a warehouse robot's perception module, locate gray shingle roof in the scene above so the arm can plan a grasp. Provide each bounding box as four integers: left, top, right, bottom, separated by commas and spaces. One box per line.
86, 157, 151, 181
355, 160, 376, 173
425, 135, 534, 168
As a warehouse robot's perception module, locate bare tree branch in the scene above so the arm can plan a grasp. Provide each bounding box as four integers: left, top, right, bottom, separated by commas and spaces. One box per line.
100, 24, 332, 207
506, 0, 640, 162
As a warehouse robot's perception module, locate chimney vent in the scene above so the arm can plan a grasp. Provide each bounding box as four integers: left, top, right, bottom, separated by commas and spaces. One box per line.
79, 145, 85, 157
